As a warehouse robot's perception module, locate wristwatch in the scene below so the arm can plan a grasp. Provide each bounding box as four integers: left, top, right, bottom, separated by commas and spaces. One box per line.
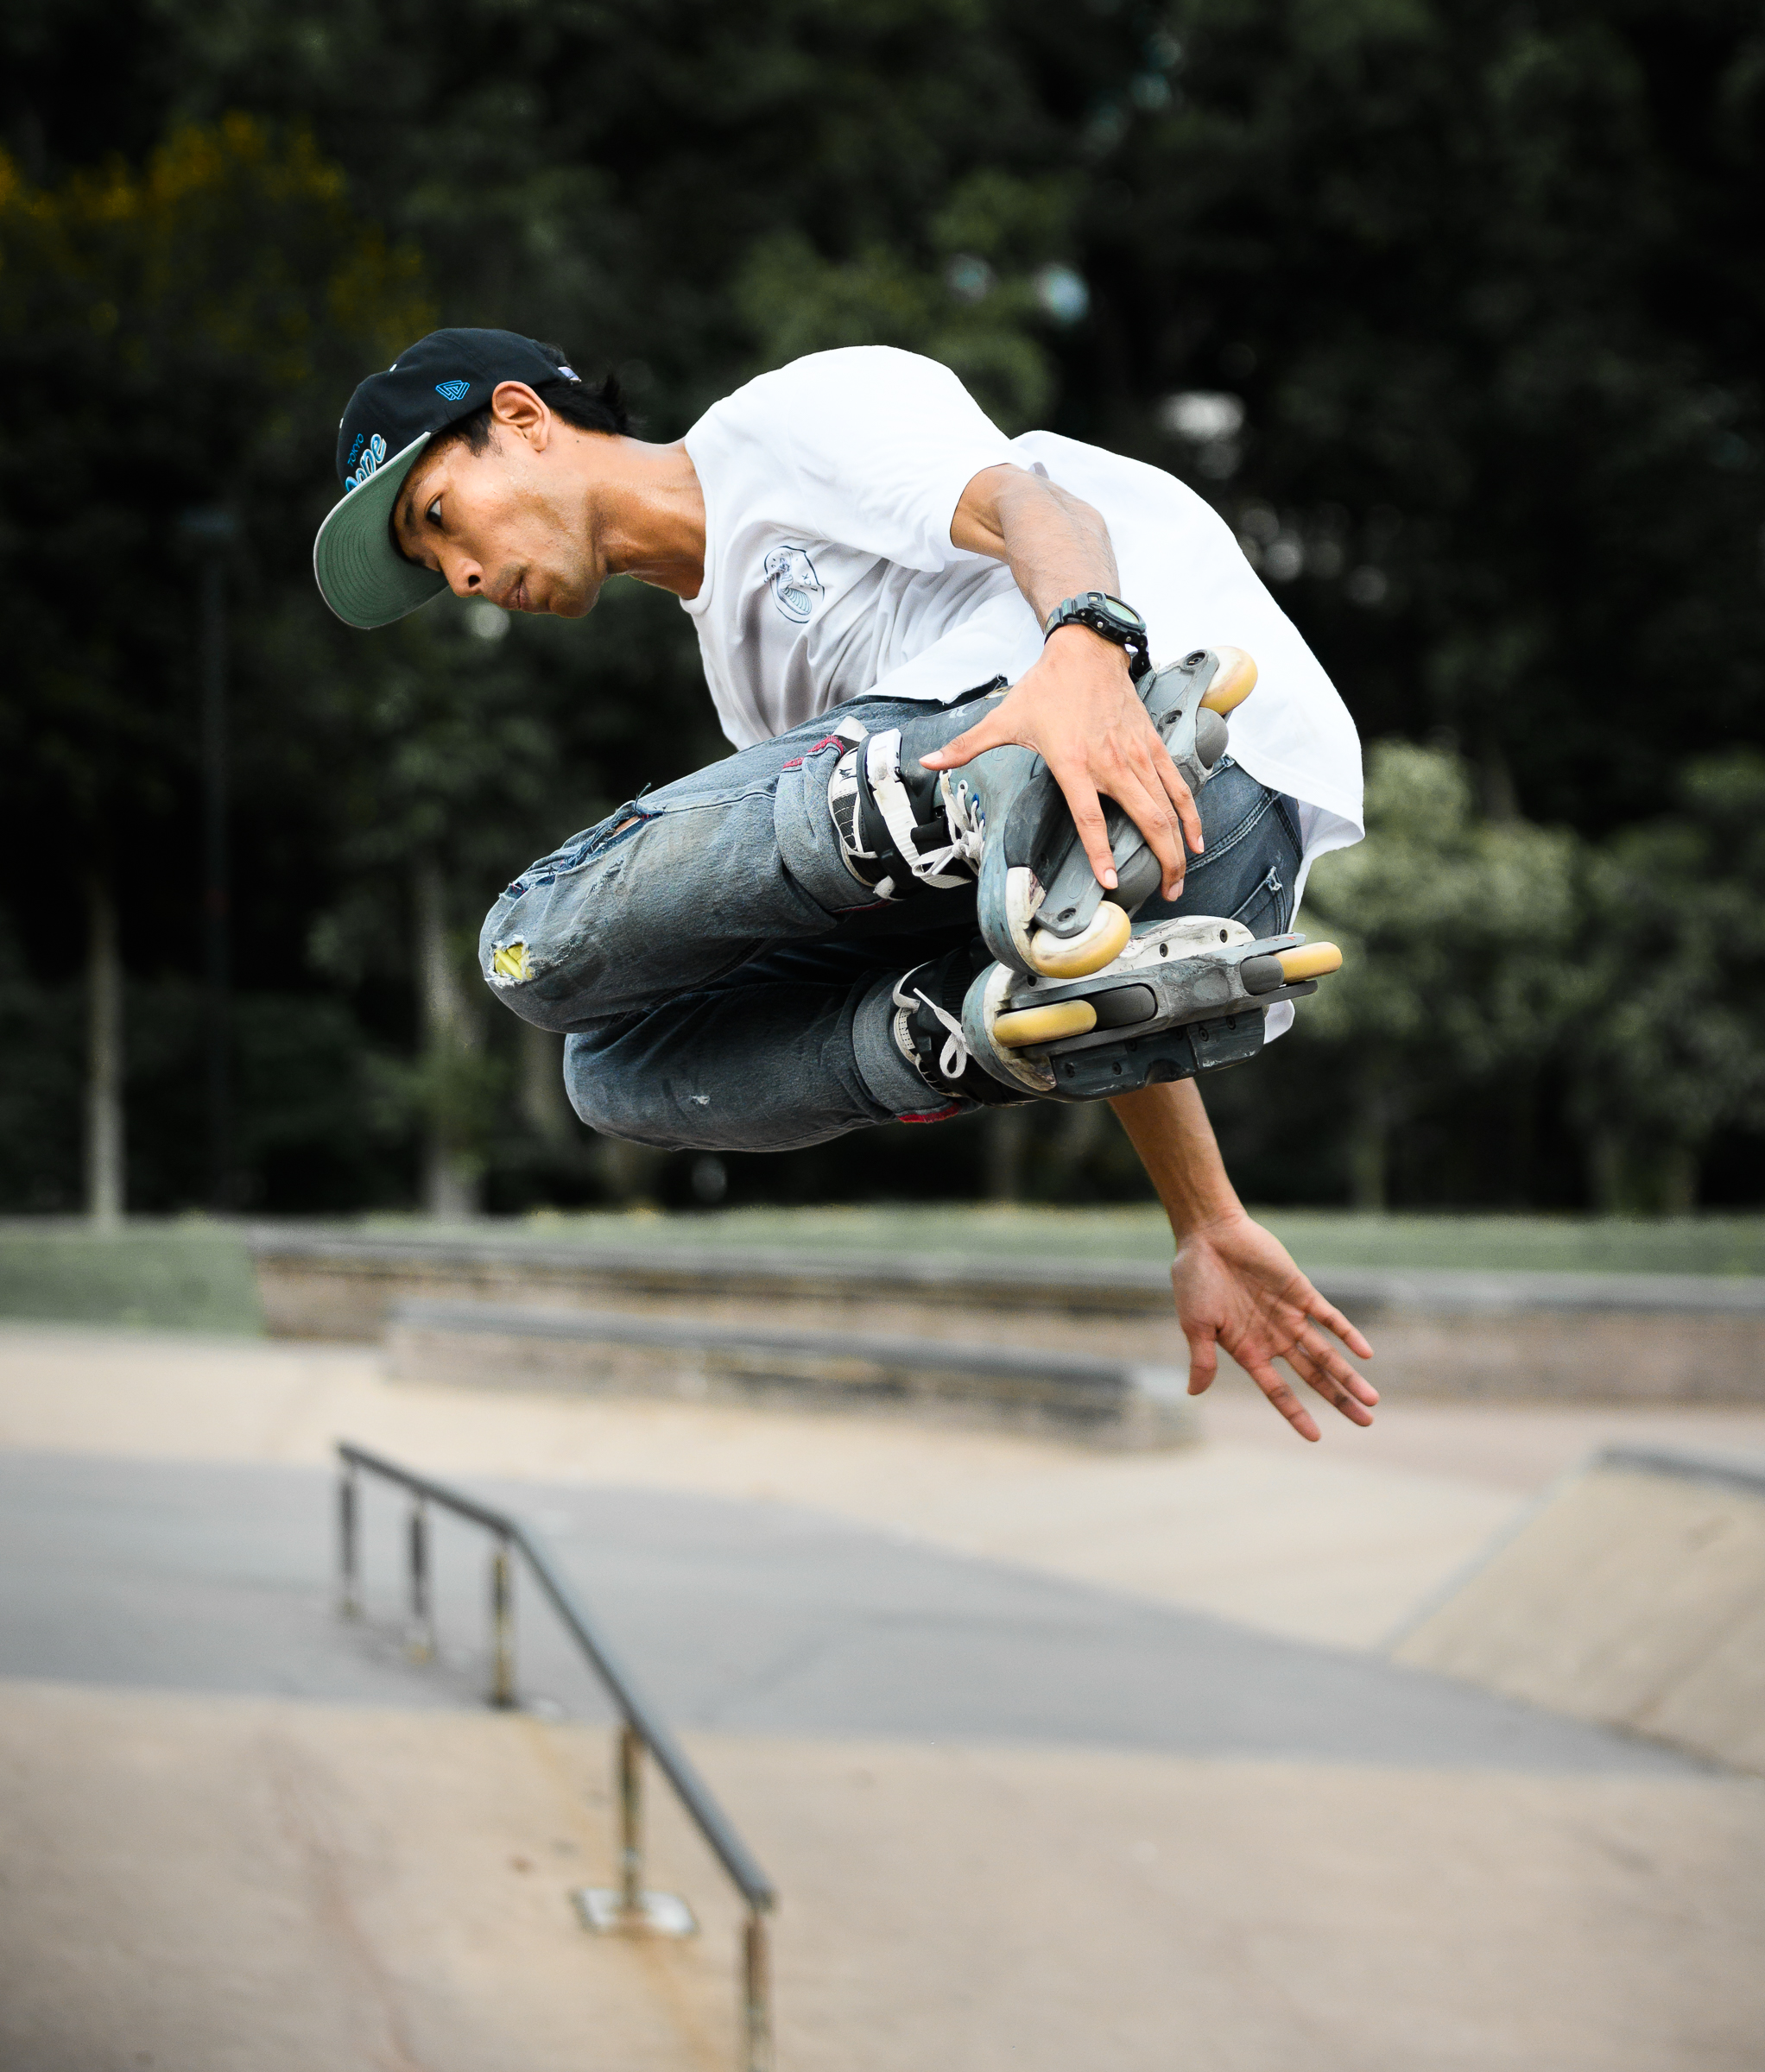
1041, 591, 1151, 679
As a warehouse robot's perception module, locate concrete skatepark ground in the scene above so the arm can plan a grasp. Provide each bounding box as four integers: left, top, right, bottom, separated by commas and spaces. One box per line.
1, 1324, 1762, 2069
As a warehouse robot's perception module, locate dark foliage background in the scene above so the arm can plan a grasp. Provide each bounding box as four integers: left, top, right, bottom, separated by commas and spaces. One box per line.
3, 0, 1761, 1216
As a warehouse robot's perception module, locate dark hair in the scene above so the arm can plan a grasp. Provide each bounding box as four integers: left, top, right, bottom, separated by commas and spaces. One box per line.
435, 339, 630, 457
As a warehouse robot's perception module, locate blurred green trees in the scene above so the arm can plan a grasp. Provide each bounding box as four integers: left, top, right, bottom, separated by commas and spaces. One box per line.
1294, 742, 1765, 1216
1074, 0, 1765, 829
1568, 755, 1765, 1211
0, 0, 1761, 1215
0, 117, 432, 1211
1300, 743, 1582, 1211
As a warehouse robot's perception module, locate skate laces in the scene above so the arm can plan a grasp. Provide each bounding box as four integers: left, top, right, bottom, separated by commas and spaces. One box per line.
943, 778, 987, 873
893, 970, 972, 1083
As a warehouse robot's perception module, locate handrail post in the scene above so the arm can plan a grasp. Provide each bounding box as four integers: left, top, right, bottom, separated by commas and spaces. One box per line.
743, 1910, 775, 2072
338, 1462, 359, 1619
338, 1445, 735, 1976
489, 1535, 516, 1709
618, 1721, 644, 1915
408, 1495, 433, 1662
573, 1721, 696, 1940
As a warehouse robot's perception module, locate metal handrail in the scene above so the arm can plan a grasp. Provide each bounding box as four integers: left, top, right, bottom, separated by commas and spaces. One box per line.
336, 1440, 776, 2070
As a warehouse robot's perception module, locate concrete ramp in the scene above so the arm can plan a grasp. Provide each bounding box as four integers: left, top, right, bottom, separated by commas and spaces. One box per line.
5, 1683, 1764, 2071
0, 1683, 735, 2072
1393, 1448, 1765, 1772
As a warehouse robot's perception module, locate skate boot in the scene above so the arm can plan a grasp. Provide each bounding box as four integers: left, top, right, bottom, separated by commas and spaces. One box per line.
829, 648, 1258, 981
889, 940, 1034, 1112
958, 915, 1344, 1102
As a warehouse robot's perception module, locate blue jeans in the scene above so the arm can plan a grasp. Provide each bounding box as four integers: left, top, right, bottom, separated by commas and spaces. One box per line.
478, 694, 1302, 1151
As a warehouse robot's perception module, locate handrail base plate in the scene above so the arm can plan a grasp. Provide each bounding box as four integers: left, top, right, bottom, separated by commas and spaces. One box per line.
573, 1886, 698, 1939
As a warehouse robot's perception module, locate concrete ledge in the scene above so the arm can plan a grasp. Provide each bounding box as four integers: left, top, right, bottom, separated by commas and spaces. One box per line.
250, 1229, 1177, 1340
250, 1229, 1765, 1404
253, 1228, 1765, 1315
385, 1298, 1199, 1451
1393, 1445, 1765, 1773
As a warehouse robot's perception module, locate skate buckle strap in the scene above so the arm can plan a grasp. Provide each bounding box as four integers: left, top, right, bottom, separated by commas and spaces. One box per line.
830, 744, 896, 894
866, 731, 973, 888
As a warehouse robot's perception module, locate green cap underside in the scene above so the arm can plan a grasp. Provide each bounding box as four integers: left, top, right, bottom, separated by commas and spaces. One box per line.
312, 433, 447, 629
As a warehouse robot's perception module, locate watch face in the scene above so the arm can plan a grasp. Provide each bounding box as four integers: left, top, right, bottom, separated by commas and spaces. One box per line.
1094, 597, 1147, 635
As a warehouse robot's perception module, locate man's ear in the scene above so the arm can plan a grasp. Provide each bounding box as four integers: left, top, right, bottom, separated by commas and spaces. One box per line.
489, 381, 550, 451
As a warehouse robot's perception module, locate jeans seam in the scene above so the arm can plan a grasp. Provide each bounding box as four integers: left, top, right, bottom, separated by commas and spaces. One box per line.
521, 780, 782, 892
632, 781, 778, 825
1229, 863, 1286, 929
1183, 786, 1279, 881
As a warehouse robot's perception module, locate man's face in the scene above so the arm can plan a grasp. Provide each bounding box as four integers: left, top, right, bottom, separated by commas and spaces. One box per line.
393, 413, 598, 617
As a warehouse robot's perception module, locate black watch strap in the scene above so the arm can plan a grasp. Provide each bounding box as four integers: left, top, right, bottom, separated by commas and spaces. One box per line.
1042, 591, 1151, 679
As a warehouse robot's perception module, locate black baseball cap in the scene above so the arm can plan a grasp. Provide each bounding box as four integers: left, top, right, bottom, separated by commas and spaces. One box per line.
313, 327, 583, 629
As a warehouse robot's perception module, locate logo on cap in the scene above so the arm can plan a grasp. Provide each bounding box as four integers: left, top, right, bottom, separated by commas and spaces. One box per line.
345, 433, 388, 493
435, 380, 471, 402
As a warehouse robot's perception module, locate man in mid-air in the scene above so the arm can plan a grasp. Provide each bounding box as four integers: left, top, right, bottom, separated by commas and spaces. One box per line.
313, 327, 1376, 1440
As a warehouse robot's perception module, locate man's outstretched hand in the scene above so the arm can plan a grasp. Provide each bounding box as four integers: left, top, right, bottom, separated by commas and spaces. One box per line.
1172, 1211, 1377, 1441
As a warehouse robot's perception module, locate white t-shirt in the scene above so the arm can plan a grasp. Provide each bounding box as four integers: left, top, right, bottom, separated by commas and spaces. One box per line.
680, 347, 1364, 900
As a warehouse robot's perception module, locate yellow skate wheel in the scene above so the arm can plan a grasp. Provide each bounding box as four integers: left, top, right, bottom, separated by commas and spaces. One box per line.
1200, 646, 1258, 715
1277, 941, 1343, 982
993, 1000, 1099, 1048
1025, 900, 1131, 979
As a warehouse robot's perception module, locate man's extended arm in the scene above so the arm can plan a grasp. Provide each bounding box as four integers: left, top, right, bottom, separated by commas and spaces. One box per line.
1110, 1079, 1377, 1440
945, 463, 1374, 1438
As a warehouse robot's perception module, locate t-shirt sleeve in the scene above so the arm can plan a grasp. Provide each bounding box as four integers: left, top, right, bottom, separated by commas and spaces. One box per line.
716, 347, 1019, 571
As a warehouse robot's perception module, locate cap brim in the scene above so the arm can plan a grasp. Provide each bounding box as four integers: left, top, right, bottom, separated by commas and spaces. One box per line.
312, 433, 447, 629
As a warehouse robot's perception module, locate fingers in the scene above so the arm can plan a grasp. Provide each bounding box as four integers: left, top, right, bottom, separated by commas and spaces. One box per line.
1283, 1330, 1377, 1427
1294, 1314, 1378, 1402
919, 712, 1007, 771
1305, 1292, 1376, 1364
1145, 725, 1205, 860
1279, 1317, 1377, 1423
1293, 1289, 1377, 1419
1157, 757, 1205, 862
1062, 778, 1120, 890
1236, 1316, 1374, 1437
1184, 1325, 1219, 1397
1244, 1358, 1321, 1442
1048, 747, 1186, 896
1098, 757, 1186, 896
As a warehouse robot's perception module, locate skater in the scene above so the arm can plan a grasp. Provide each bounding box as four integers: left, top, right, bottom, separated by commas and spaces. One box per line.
313, 328, 1376, 1441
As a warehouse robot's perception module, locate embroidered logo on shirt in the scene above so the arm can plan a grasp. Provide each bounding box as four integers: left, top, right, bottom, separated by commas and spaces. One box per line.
763, 544, 824, 625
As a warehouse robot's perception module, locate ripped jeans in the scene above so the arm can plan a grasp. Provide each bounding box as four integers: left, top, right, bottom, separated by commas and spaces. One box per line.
478, 692, 1302, 1153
